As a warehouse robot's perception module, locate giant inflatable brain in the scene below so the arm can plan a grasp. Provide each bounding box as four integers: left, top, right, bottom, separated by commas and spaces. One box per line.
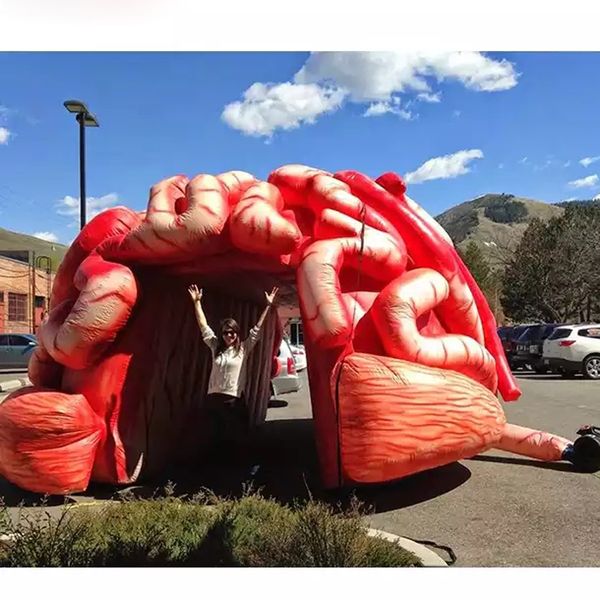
0, 165, 597, 495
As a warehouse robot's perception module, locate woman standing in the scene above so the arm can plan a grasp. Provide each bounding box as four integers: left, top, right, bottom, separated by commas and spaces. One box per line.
188, 284, 279, 465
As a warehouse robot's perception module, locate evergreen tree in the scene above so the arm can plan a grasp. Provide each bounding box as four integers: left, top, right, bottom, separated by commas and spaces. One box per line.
502, 205, 600, 323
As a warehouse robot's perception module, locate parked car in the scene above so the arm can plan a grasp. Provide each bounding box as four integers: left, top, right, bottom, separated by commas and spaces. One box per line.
288, 343, 307, 371
0, 333, 37, 369
271, 338, 301, 395
498, 324, 537, 370
497, 326, 513, 355
542, 324, 600, 379
513, 323, 563, 373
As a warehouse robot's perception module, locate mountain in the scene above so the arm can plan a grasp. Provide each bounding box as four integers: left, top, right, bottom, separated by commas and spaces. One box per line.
0, 227, 68, 272
435, 193, 564, 266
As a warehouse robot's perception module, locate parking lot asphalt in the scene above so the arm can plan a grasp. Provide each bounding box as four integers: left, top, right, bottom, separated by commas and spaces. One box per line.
1, 368, 599, 566
266, 370, 600, 567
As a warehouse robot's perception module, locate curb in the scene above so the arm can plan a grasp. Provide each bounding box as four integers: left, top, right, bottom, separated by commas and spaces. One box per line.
366, 528, 449, 567
0, 378, 30, 393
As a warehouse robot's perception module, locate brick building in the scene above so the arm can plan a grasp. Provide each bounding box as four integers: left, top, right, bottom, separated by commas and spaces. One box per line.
0, 254, 54, 334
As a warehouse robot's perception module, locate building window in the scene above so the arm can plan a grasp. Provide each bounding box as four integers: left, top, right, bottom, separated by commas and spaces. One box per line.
35, 295, 45, 308
8, 293, 28, 322
290, 321, 304, 346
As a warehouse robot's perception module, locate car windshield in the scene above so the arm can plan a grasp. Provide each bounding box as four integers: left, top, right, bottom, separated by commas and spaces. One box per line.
525, 325, 557, 342
516, 327, 533, 342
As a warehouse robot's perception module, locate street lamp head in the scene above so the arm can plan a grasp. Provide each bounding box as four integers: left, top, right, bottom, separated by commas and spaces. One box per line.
64, 99, 89, 114
64, 100, 99, 127
78, 112, 100, 127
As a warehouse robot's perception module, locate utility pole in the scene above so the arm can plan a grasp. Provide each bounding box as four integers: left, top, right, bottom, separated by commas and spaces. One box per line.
31, 250, 36, 334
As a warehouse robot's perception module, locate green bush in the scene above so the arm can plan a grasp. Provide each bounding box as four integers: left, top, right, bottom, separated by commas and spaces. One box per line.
0, 490, 421, 567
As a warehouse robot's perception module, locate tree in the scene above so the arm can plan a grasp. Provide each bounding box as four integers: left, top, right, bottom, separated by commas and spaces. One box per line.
483, 199, 527, 224
459, 241, 504, 321
461, 241, 490, 289
502, 205, 600, 323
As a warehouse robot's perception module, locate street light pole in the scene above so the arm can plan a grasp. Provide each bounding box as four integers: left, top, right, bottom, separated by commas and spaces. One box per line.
63, 100, 99, 231
78, 113, 86, 230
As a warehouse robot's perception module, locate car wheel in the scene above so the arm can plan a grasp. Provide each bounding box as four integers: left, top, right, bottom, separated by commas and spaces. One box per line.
534, 367, 548, 374
583, 355, 600, 380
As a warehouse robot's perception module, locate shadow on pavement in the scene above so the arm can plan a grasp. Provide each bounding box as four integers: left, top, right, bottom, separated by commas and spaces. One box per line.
466, 454, 577, 472
0, 479, 77, 508
1, 417, 472, 513
345, 462, 471, 512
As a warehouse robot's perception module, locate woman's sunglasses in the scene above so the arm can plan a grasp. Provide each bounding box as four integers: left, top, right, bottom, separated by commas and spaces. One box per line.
222, 330, 237, 337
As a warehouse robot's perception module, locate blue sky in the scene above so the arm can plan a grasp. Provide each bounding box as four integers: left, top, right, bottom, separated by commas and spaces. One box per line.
1, 51, 599, 245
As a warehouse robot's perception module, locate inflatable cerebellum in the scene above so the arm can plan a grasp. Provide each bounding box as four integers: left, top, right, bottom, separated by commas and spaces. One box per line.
0, 165, 593, 495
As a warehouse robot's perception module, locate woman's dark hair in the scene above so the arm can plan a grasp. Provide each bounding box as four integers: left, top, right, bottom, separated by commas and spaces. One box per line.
215, 318, 242, 356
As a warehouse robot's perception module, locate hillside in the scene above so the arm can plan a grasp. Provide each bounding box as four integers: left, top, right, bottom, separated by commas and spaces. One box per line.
436, 193, 564, 266
0, 227, 68, 272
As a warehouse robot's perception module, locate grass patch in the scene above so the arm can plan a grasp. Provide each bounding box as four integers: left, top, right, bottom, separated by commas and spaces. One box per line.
0, 488, 420, 567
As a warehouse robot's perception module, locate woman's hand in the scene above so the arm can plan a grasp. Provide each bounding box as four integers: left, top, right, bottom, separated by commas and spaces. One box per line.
188, 284, 203, 303
265, 286, 279, 306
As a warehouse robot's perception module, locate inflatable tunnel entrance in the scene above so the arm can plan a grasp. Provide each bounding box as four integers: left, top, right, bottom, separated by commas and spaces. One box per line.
0, 165, 597, 495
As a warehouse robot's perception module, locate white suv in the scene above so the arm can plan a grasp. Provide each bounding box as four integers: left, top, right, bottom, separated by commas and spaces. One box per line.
543, 324, 600, 379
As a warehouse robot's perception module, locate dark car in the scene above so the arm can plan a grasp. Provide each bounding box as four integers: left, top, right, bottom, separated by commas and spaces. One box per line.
514, 324, 563, 373
497, 326, 514, 354
498, 324, 536, 370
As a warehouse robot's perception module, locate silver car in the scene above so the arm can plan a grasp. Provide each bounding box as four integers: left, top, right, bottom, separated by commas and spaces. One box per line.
0, 334, 37, 369
271, 338, 301, 395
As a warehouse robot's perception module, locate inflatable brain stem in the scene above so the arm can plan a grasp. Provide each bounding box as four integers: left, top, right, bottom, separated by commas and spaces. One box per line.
0, 166, 598, 495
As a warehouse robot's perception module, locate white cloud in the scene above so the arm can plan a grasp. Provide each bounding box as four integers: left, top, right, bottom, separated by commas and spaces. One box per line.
594, 193, 600, 201
33, 231, 59, 243
417, 92, 441, 103
579, 155, 600, 168
56, 193, 120, 225
561, 197, 578, 203
363, 97, 414, 120
404, 149, 484, 184
568, 174, 599, 189
296, 52, 518, 100
0, 127, 11, 145
221, 82, 345, 138
223, 52, 518, 137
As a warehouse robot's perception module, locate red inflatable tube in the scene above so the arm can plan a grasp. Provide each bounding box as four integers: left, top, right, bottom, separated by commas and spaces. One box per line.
376, 172, 521, 401
335, 170, 484, 346
454, 256, 521, 401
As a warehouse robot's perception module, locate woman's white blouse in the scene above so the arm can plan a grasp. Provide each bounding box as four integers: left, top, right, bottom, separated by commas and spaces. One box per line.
200, 324, 261, 398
